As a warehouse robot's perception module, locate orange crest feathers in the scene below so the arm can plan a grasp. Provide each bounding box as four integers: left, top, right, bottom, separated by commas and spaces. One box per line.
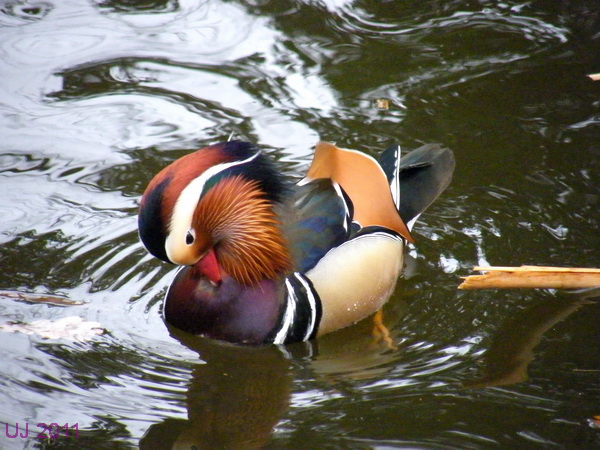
195, 176, 292, 285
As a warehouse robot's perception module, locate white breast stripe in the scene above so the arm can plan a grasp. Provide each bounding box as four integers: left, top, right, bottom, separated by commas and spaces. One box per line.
293, 273, 318, 341
273, 279, 297, 344
165, 151, 260, 262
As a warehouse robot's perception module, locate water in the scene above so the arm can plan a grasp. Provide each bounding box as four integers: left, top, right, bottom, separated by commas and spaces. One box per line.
1, 0, 599, 448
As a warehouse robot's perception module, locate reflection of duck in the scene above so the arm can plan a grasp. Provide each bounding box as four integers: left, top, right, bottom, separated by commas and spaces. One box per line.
140, 327, 292, 449
140, 316, 411, 449
138, 141, 454, 344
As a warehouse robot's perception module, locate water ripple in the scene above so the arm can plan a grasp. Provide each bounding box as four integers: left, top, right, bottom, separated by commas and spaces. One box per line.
335, 4, 569, 46
13, 32, 106, 63
0, 0, 53, 26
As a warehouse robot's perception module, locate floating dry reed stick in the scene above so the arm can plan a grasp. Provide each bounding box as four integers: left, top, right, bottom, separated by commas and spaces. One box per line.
458, 265, 600, 290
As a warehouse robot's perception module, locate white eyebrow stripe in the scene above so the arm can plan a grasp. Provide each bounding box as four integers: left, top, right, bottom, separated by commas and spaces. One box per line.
165, 151, 260, 262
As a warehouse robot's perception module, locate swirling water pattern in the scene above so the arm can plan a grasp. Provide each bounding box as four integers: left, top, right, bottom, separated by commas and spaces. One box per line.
1, 0, 599, 447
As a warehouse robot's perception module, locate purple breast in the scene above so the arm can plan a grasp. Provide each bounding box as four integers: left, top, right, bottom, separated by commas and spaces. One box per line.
164, 267, 285, 344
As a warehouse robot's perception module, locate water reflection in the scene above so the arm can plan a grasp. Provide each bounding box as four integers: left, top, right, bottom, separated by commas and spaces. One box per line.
0, 0, 326, 160
141, 328, 292, 449
466, 290, 597, 388
140, 314, 428, 448
0, 0, 53, 25
94, 0, 179, 15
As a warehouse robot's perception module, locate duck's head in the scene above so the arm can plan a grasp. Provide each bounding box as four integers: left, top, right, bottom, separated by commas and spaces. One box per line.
138, 141, 292, 286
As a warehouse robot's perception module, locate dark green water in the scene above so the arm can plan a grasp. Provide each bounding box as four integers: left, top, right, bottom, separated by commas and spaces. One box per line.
1, 0, 599, 448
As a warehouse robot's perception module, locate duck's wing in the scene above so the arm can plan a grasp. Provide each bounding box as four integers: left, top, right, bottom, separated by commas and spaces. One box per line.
286, 178, 353, 273
378, 143, 455, 230
302, 141, 414, 243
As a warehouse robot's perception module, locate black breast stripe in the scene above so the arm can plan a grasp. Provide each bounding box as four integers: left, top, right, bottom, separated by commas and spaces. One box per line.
349, 225, 405, 243
269, 273, 322, 345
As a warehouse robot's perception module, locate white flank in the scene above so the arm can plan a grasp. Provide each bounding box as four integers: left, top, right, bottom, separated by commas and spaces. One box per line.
306, 232, 404, 336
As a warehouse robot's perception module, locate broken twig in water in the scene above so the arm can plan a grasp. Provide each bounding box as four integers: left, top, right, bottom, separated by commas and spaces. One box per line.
458, 265, 600, 290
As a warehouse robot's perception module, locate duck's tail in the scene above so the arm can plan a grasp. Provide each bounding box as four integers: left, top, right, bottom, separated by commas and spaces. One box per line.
379, 143, 455, 230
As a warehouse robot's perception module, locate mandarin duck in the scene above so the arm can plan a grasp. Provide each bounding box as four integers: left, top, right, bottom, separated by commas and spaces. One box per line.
138, 141, 454, 345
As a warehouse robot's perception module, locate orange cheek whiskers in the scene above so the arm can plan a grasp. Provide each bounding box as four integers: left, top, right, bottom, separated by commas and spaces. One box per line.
194, 175, 292, 286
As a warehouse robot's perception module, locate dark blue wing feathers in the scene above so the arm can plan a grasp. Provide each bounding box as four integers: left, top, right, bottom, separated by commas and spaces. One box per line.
287, 179, 352, 273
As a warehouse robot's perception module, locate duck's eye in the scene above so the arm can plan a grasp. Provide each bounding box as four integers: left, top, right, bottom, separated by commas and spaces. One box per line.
185, 229, 195, 245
